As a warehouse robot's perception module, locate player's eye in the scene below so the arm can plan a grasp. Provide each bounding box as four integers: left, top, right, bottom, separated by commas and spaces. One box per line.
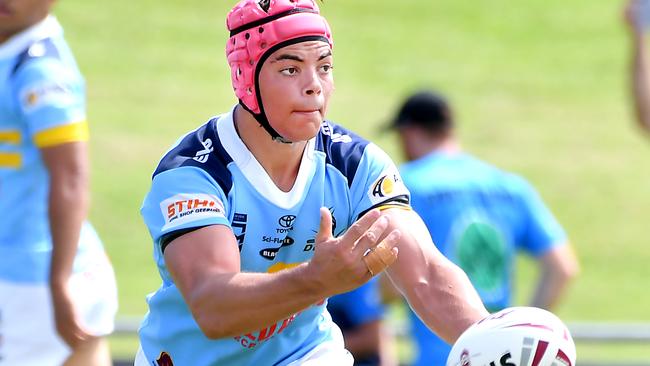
319, 64, 333, 73
281, 67, 298, 76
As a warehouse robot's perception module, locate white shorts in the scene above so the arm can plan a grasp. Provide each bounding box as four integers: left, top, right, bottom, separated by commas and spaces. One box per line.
286, 340, 354, 366
0, 249, 118, 366
134, 336, 353, 366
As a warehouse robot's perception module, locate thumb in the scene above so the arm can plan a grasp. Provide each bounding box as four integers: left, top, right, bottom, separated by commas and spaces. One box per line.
315, 207, 333, 243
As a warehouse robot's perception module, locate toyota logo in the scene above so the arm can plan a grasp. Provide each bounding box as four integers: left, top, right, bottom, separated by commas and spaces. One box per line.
278, 215, 296, 228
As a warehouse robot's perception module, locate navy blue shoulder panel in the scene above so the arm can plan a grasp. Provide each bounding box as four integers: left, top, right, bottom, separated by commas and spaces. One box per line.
315, 121, 370, 187
11, 37, 61, 77
153, 117, 234, 194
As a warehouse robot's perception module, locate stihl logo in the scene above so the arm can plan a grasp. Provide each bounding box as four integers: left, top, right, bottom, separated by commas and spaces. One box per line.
167, 198, 217, 219
160, 193, 225, 230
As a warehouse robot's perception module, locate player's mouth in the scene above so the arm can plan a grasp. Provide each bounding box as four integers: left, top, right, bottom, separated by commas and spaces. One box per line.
293, 108, 321, 116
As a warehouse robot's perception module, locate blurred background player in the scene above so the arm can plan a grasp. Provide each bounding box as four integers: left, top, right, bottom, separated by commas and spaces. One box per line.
385, 90, 579, 366
135, 1, 488, 365
624, 0, 650, 135
327, 278, 397, 366
0, 0, 117, 365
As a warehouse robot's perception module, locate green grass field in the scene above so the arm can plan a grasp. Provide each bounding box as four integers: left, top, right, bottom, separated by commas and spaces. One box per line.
53, 0, 650, 363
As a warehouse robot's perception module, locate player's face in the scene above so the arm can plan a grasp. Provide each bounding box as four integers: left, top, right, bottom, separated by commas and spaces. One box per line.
258, 41, 334, 142
0, 0, 54, 43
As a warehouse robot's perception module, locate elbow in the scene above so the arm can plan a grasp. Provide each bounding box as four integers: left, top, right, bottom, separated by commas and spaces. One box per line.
192, 308, 236, 340
50, 172, 89, 205
546, 244, 580, 284
560, 249, 580, 282
551, 257, 580, 287
188, 294, 237, 339
561, 260, 580, 283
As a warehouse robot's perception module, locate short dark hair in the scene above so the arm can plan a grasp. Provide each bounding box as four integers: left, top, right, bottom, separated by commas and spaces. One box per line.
389, 90, 453, 135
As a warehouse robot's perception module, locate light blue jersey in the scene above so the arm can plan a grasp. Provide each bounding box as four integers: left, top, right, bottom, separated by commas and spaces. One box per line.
139, 108, 411, 366
399, 151, 567, 366
0, 16, 98, 284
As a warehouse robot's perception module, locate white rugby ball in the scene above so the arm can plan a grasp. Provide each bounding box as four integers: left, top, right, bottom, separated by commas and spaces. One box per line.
446, 307, 576, 366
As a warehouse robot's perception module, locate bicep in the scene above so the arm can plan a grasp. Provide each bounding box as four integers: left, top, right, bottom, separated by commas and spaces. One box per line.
164, 225, 241, 300
380, 208, 451, 297
40, 141, 88, 178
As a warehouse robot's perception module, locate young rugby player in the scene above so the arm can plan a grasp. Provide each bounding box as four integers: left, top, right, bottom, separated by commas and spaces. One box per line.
137, 1, 488, 364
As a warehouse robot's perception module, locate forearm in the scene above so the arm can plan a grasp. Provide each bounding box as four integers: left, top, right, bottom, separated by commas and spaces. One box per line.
48, 176, 88, 286
401, 259, 486, 344
383, 209, 487, 344
188, 263, 326, 338
530, 245, 579, 310
167, 208, 397, 339
530, 270, 569, 310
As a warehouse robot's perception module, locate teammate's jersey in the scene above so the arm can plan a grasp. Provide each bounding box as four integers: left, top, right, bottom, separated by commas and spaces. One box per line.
139, 108, 410, 366
0, 16, 97, 284
399, 151, 566, 366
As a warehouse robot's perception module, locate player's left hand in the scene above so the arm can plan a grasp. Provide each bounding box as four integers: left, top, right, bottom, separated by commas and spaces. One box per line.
50, 280, 93, 349
306, 208, 400, 297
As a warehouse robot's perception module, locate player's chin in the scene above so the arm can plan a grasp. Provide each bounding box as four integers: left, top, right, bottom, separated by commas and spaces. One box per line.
291, 115, 323, 137
286, 127, 320, 142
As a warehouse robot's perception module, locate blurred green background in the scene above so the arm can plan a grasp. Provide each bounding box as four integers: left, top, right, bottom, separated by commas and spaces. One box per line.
53, 0, 650, 363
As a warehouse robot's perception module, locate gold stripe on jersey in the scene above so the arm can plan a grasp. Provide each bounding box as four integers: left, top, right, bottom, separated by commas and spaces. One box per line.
376, 202, 412, 211
34, 121, 89, 148
0, 130, 21, 145
0, 152, 21, 168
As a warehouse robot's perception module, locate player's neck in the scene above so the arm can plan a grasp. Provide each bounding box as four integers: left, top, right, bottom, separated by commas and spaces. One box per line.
0, 14, 50, 45
0, 28, 22, 44
234, 107, 306, 192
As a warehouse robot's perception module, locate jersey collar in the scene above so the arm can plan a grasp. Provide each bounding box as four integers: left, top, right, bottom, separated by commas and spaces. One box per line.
217, 105, 317, 209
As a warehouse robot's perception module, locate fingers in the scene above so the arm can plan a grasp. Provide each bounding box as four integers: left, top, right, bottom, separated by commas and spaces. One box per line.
362, 231, 401, 276
341, 209, 382, 250
348, 209, 382, 242
315, 207, 333, 243
350, 212, 390, 254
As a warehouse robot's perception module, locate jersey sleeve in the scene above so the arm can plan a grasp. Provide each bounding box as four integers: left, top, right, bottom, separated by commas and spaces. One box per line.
349, 143, 411, 220
141, 166, 231, 250
516, 178, 567, 257
13, 57, 87, 147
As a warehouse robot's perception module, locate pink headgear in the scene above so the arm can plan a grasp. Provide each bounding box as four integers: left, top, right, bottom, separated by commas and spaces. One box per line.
226, 0, 333, 141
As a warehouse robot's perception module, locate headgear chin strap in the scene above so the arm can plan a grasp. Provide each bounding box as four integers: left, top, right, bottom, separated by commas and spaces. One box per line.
226, 0, 333, 142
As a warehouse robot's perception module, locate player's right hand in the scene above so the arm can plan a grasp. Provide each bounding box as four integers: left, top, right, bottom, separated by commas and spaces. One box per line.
51, 280, 93, 349
306, 207, 400, 296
